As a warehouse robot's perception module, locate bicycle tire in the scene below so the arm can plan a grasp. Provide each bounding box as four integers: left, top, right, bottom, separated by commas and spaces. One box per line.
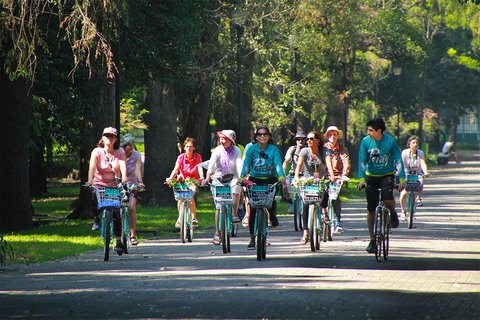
309, 205, 318, 252
383, 208, 390, 260
103, 210, 112, 261
221, 206, 228, 254
374, 207, 382, 262
179, 201, 187, 243
317, 212, 322, 250
257, 209, 265, 261
261, 210, 267, 259
121, 208, 131, 254
408, 192, 415, 229
293, 197, 301, 231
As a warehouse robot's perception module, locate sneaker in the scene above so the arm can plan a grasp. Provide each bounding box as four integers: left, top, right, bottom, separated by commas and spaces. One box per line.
366, 240, 375, 253
247, 239, 255, 250
92, 217, 101, 231
288, 203, 293, 213
192, 219, 199, 226
116, 240, 125, 255
334, 221, 343, 233
399, 212, 407, 222
390, 211, 399, 228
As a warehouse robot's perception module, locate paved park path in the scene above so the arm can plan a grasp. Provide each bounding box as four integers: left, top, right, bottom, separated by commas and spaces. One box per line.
1, 160, 479, 319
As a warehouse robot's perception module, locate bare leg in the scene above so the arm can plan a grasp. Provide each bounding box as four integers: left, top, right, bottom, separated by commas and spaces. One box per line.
367, 210, 375, 241
399, 190, 407, 213
188, 198, 197, 220
129, 198, 137, 238
215, 209, 220, 234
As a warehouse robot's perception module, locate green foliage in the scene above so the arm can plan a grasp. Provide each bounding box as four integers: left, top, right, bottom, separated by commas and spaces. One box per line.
120, 86, 148, 136
0, 235, 14, 268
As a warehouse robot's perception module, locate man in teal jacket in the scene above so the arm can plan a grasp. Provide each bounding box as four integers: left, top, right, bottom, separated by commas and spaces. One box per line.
357, 118, 405, 253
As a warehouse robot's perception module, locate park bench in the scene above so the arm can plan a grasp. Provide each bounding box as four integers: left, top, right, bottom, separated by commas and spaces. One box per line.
436, 153, 449, 165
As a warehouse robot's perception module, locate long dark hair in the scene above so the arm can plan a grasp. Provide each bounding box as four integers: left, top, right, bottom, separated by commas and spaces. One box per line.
308, 130, 325, 163
254, 126, 274, 144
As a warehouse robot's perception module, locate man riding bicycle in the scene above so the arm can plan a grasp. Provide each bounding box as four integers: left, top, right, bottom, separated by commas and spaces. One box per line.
357, 118, 405, 254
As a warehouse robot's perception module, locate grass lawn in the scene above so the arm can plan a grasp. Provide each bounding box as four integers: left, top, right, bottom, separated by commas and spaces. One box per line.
4, 178, 364, 265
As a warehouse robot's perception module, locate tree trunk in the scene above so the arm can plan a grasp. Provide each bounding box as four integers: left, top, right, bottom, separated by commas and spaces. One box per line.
184, 73, 213, 161
143, 80, 177, 207
66, 80, 116, 219
0, 68, 34, 232
29, 132, 48, 197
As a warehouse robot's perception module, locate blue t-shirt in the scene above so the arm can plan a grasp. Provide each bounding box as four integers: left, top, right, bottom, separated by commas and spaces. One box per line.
240, 143, 285, 179
358, 133, 405, 182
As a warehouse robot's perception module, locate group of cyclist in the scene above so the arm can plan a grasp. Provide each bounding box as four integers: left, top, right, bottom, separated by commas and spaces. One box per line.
87, 116, 431, 255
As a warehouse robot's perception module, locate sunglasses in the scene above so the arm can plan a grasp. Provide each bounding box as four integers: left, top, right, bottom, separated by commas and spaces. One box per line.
259, 151, 268, 159
257, 133, 268, 137
104, 134, 116, 138
306, 137, 316, 141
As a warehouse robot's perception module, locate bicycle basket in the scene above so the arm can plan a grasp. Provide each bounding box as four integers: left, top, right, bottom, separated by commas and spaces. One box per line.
173, 182, 195, 200
211, 185, 234, 204
405, 175, 421, 192
299, 183, 324, 204
246, 184, 276, 209
328, 181, 342, 200
95, 187, 122, 208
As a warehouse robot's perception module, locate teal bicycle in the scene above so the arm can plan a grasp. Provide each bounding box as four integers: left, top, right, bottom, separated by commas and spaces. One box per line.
172, 183, 195, 243
210, 182, 235, 254
245, 181, 280, 261
324, 177, 350, 241
288, 179, 303, 232
89, 184, 130, 261
299, 181, 326, 252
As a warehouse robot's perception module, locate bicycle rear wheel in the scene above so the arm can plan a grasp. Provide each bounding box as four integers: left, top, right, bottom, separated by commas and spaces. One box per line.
186, 210, 193, 243
408, 192, 415, 229
121, 208, 131, 254
256, 209, 265, 261
221, 206, 228, 254
293, 197, 302, 231
383, 208, 390, 260
179, 201, 187, 243
103, 210, 112, 261
374, 207, 382, 262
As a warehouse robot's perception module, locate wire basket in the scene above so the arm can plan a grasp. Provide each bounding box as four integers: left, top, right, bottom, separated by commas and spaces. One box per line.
328, 181, 343, 200
405, 175, 422, 192
299, 183, 325, 204
173, 183, 195, 200
246, 184, 277, 209
94, 187, 122, 209
211, 185, 234, 204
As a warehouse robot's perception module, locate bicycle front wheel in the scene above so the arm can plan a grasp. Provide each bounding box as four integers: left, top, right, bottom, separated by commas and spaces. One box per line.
374, 207, 382, 262
383, 208, 390, 260
309, 205, 319, 252
179, 201, 187, 243
256, 209, 265, 261
221, 205, 228, 254
103, 210, 112, 261
408, 192, 415, 229
121, 208, 131, 254
293, 197, 302, 231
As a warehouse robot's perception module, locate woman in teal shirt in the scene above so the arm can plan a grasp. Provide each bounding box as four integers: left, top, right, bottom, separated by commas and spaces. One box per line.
240, 126, 286, 250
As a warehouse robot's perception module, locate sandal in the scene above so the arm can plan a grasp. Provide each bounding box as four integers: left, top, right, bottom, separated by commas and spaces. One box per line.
300, 234, 309, 245
232, 215, 241, 223
130, 237, 138, 246
416, 199, 423, 207
212, 233, 221, 245
242, 216, 249, 228
323, 215, 330, 225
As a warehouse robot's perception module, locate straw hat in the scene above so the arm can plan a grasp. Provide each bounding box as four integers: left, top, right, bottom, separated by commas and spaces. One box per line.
323, 126, 343, 140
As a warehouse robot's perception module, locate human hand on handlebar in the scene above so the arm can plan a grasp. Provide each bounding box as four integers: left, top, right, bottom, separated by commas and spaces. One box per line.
357, 182, 366, 191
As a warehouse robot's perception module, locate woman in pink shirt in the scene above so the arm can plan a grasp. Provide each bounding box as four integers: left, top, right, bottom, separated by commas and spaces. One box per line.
86, 127, 128, 255
166, 137, 204, 227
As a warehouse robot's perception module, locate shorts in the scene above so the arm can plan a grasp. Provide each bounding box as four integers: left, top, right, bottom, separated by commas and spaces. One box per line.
365, 175, 395, 212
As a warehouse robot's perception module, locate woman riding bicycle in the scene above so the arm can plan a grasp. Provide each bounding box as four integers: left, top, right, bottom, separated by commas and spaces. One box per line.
201, 130, 243, 245
399, 135, 430, 221
166, 137, 204, 227
282, 131, 306, 213
120, 134, 145, 246
239, 126, 286, 250
323, 126, 351, 233
86, 127, 128, 254
293, 130, 333, 245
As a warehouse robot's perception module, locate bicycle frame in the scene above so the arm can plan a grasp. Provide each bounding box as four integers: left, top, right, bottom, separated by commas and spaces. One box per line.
299, 182, 326, 252
172, 184, 195, 243
405, 174, 424, 230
